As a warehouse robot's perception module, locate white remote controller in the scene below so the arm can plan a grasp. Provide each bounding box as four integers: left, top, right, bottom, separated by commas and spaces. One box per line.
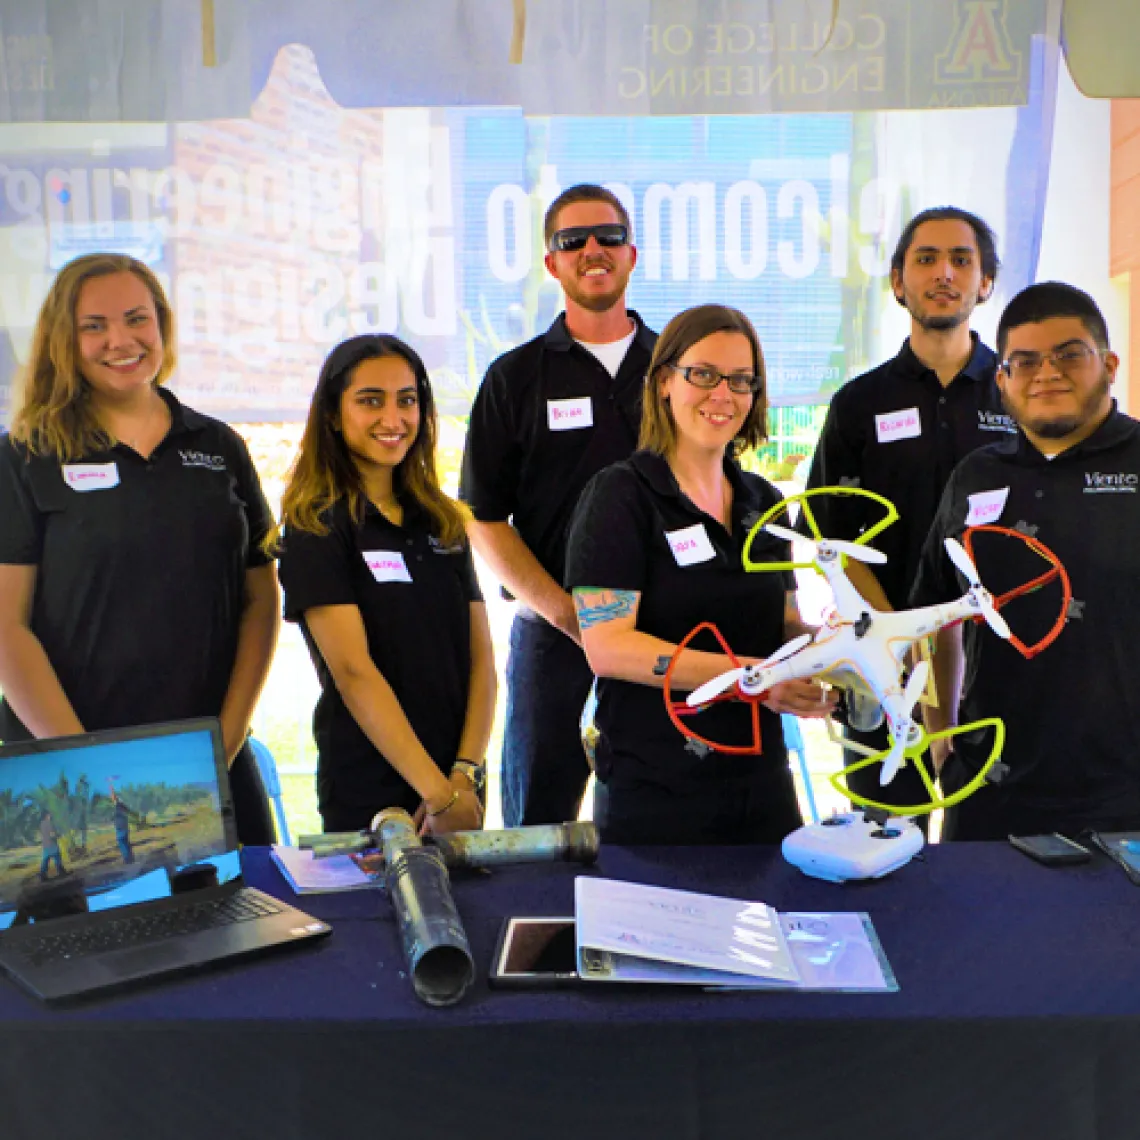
782, 812, 924, 883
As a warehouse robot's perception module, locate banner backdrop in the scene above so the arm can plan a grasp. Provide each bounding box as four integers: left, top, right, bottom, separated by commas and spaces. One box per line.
0, 0, 1055, 121
0, 11, 1060, 422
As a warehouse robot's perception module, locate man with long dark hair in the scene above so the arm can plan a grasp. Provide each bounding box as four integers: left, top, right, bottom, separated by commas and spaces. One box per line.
800, 206, 1011, 817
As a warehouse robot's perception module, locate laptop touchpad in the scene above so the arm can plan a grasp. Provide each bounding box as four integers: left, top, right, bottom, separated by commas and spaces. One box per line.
106, 942, 191, 977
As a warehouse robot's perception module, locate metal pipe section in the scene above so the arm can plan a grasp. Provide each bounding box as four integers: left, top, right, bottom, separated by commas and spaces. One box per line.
429, 822, 599, 870
303, 821, 601, 870
372, 808, 474, 1008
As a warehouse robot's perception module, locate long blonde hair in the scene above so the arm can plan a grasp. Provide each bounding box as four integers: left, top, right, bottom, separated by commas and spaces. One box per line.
639, 304, 768, 458
275, 334, 467, 549
10, 254, 176, 461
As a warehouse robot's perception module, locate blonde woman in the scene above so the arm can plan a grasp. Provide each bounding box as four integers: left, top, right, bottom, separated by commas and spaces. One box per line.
277, 335, 495, 835
0, 254, 278, 843
565, 304, 836, 844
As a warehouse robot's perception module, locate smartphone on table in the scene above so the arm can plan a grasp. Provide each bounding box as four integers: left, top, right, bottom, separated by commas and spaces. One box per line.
489, 917, 580, 989
1008, 832, 1091, 867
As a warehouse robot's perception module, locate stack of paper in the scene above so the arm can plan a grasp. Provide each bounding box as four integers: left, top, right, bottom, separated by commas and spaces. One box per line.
270, 845, 376, 895
574, 877, 896, 992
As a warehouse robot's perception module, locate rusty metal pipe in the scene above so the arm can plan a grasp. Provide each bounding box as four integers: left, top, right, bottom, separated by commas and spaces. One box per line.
373, 808, 474, 1008
428, 821, 599, 870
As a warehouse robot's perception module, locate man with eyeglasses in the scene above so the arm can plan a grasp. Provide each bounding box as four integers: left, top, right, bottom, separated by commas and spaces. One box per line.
911, 281, 1140, 839
798, 206, 1013, 819
460, 184, 657, 827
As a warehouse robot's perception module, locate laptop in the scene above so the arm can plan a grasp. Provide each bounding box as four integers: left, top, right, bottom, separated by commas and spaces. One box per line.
0, 718, 331, 1003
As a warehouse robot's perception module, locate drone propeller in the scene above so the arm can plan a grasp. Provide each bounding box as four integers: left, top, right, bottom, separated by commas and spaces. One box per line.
879, 659, 931, 786
764, 523, 888, 566
685, 633, 812, 708
944, 537, 1012, 640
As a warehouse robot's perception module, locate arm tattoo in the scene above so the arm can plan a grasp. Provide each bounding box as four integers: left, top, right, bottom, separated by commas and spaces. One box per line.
652, 654, 671, 677
573, 588, 639, 631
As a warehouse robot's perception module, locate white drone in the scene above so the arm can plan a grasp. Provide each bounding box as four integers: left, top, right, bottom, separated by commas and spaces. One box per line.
686, 526, 1012, 788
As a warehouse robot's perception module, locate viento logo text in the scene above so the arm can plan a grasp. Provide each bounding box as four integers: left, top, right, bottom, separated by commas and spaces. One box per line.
1084, 472, 1139, 494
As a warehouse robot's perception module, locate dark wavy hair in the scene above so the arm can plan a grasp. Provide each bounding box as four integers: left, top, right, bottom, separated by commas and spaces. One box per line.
274, 334, 466, 548
890, 206, 1000, 305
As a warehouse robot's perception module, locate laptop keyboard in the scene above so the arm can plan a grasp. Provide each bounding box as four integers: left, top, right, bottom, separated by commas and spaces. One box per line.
13, 891, 286, 967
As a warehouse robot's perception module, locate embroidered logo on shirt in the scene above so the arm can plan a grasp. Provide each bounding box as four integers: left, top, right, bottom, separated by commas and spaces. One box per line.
1066, 598, 1086, 621
363, 551, 413, 583
965, 487, 1009, 526
1084, 471, 1138, 493
1012, 520, 1039, 537
547, 397, 594, 431
875, 407, 921, 443
665, 524, 717, 567
427, 535, 464, 555
62, 462, 119, 492
977, 410, 1016, 433
179, 450, 226, 471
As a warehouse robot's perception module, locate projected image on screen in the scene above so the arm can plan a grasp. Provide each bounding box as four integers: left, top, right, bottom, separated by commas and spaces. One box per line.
0, 729, 232, 923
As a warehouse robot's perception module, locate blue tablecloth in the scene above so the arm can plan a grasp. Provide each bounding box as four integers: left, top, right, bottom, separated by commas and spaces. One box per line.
4, 842, 1140, 1139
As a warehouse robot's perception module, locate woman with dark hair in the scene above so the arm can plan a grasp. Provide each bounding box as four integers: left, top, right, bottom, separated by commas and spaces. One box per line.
277, 335, 495, 834
565, 304, 835, 845
0, 253, 278, 844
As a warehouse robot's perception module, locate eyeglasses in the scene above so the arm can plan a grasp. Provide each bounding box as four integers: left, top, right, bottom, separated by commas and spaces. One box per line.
670, 364, 763, 395
548, 223, 629, 253
1000, 343, 1102, 380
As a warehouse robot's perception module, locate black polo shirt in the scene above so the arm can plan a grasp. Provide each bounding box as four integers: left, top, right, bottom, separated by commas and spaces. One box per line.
459, 311, 657, 589
802, 333, 1012, 609
279, 498, 482, 813
0, 388, 273, 741
910, 407, 1140, 821
564, 450, 794, 790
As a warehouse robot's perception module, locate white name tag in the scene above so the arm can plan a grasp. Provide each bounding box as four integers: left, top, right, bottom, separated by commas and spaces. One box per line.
547, 397, 593, 431
363, 550, 413, 583
666, 524, 717, 567
965, 487, 1009, 527
62, 462, 119, 492
875, 407, 922, 443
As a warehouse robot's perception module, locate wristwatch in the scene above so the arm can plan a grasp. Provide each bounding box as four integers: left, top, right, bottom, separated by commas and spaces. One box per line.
451, 759, 487, 797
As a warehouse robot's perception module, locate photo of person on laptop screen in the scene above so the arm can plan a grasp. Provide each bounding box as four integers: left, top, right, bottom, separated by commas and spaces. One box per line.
0, 253, 279, 846
0, 727, 231, 931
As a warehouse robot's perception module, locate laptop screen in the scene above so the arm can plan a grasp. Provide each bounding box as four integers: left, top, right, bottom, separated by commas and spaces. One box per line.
0, 720, 240, 931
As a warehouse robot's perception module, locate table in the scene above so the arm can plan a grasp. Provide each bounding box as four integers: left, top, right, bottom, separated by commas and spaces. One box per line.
4, 842, 1140, 1140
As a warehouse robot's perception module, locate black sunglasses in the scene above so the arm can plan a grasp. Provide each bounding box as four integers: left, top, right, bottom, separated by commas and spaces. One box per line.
549, 223, 630, 253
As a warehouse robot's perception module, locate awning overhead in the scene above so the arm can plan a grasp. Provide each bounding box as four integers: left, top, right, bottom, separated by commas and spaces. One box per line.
0, 0, 1098, 123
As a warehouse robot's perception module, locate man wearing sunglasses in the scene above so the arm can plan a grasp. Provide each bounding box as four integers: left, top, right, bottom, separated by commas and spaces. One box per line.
460, 184, 657, 827
798, 206, 1011, 822
912, 281, 1140, 840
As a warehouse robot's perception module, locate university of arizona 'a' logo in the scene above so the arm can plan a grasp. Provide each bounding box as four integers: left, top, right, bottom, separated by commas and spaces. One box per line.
935, 1, 1022, 86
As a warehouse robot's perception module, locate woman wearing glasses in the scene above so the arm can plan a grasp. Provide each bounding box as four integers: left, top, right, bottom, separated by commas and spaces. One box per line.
565, 304, 835, 844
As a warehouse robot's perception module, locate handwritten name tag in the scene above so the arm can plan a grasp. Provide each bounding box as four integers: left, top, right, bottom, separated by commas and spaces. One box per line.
547, 397, 593, 431
875, 407, 922, 444
965, 487, 1009, 527
665, 524, 717, 567
62, 462, 120, 492
363, 550, 413, 584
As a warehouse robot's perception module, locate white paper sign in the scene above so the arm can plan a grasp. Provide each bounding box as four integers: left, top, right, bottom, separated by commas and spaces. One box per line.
62, 462, 119, 492
875, 407, 922, 443
666, 523, 716, 567
965, 487, 1009, 527
363, 550, 413, 583
547, 397, 593, 431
